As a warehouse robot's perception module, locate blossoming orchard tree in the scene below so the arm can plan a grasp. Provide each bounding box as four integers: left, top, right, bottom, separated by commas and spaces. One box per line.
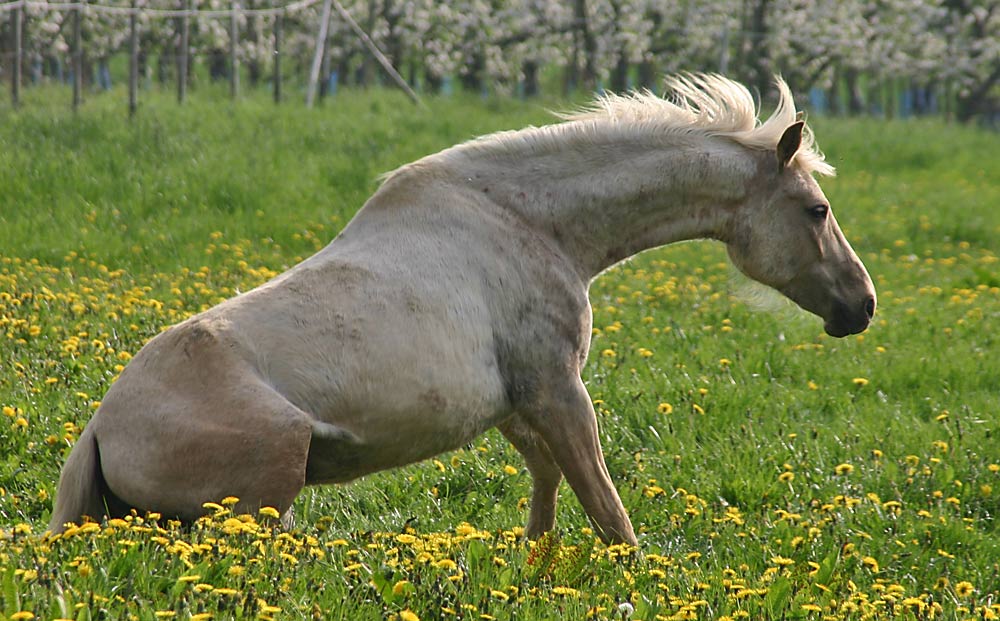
1, 0, 996, 119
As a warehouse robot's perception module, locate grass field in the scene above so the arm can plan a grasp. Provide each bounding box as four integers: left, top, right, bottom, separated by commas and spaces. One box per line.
1, 86, 999, 620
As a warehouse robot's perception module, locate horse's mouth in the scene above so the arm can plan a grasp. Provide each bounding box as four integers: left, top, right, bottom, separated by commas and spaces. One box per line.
824, 297, 875, 338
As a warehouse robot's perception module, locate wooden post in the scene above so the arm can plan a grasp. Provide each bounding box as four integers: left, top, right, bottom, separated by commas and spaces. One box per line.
305, 0, 332, 108
330, 0, 424, 107
129, 0, 139, 116
178, 0, 189, 104
272, 11, 282, 104
11, 3, 21, 108
72, 2, 82, 111
230, 0, 239, 99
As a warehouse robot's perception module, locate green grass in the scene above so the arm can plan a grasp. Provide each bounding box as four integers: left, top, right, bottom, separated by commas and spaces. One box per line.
1, 86, 999, 621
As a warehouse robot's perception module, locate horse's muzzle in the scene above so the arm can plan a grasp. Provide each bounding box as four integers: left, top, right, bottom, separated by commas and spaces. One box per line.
824, 296, 876, 338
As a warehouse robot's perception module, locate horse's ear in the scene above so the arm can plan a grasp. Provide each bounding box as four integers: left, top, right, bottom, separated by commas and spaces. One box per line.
776, 121, 805, 173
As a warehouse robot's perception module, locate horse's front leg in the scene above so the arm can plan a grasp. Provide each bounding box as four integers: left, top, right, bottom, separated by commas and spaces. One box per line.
521, 378, 637, 546
498, 415, 563, 539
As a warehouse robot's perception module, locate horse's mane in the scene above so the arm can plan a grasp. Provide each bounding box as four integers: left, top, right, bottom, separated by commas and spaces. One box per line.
563, 73, 834, 176
382, 73, 833, 184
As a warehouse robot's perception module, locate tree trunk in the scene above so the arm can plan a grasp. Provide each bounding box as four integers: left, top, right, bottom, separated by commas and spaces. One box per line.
573, 0, 598, 91
522, 59, 539, 97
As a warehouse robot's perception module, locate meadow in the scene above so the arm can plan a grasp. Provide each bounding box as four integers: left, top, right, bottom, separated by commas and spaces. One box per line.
1, 86, 999, 621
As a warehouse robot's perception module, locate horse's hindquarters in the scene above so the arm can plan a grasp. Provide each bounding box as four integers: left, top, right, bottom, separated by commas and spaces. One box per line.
92, 320, 316, 520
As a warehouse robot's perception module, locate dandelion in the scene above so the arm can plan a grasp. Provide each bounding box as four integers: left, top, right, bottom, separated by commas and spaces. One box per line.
258, 506, 281, 519
10, 613, 35, 621
503, 464, 518, 475
657, 402, 673, 415
861, 556, 880, 572
954, 581, 975, 597
778, 471, 794, 483
834, 463, 854, 475
393, 580, 413, 596
399, 610, 420, 621
851, 377, 869, 387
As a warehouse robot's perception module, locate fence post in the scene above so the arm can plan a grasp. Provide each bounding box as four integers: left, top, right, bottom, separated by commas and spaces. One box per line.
273, 11, 282, 104
178, 0, 189, 103
11, 3, 21, 108
129, 0, 138, 116
305, 0, 332, 108
72, 1, 83, 111
230, 0, 239, 99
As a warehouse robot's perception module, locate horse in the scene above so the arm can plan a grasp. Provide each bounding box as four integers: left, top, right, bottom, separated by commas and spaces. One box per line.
49, 74, 876, 545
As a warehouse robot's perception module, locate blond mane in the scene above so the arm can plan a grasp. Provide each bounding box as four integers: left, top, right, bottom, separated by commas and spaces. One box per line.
564, 73, 834, 176
384, 73, 833, 184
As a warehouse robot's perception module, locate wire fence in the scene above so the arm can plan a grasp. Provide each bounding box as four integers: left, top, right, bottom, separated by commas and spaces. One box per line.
0, 0, 320, 18
0, 0, 425, 113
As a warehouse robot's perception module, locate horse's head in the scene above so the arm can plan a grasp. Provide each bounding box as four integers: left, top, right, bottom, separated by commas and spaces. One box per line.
726, 121, 876, 337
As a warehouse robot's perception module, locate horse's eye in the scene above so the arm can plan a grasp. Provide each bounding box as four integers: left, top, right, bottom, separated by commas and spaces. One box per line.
807, 204, 829, 221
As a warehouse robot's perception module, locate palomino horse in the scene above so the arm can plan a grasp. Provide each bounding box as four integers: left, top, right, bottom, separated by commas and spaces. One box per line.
50, 74, 875, 544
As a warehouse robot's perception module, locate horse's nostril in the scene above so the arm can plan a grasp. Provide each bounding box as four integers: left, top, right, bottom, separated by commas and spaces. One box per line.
864, 297, 876, 319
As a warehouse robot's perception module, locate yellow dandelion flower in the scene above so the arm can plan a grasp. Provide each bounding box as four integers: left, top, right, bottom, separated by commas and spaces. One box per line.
393, 580, 413, 596
399, 610, 420, 621
851, 377, 869, 387
258, 506, 281, 519
552, 586, 580, 597
778, 471, 794, 483
601, 349, 616, 358
395, 534, 417, 545
834, 463, 854, 475
503, 465, 518, 475
954, 581, 975, 597
657, 402, 673, 415
190, 612, 212, 620
490, 589, 509, 601
10, 612, 35, 621
861, 556, 879, 572
220, 496, 240, 506
153, 613, 176, 619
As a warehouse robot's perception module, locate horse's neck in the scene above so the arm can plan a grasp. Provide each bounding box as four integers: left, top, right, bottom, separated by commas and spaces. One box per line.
447, 127, 758, 279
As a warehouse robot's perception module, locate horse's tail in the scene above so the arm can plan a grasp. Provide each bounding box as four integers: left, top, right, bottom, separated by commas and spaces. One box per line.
48, 425, 107, 534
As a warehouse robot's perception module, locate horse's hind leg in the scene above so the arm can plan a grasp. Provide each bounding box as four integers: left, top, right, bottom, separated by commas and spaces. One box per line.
499, 415, 563, 539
